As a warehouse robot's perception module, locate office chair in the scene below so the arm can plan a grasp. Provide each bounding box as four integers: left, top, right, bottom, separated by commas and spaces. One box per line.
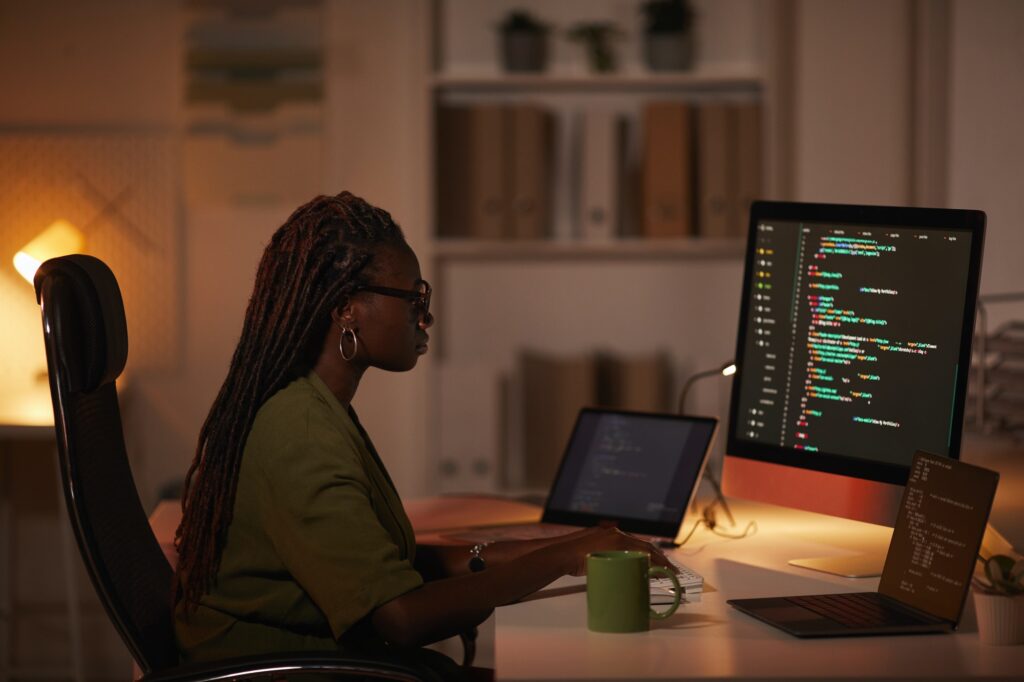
33, 255, 451, 681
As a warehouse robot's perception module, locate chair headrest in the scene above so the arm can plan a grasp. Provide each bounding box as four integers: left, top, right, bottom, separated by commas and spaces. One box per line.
34, 255, 128, 393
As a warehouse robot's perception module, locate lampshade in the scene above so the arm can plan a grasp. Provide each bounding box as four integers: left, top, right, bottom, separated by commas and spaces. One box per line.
13, 219, 85, 284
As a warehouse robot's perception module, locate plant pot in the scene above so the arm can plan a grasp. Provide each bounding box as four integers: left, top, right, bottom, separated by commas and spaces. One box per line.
644, 31, 694, 71
501, 31, 548, 73
973, 591, 1024, 645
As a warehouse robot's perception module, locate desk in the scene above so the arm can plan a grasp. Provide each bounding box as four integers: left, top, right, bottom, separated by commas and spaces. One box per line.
148, 441, 1024, 681
494, 498, 1024, 681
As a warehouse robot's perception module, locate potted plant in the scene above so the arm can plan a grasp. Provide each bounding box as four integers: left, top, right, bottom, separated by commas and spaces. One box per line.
498, 10, 549, 73
641, 0, 696, 71
972, 554, 1024, 645
567, 22, 623, 73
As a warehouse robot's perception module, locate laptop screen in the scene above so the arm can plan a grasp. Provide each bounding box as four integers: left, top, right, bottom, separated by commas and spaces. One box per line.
878, 451, 999, 623
542, 408, 717, 538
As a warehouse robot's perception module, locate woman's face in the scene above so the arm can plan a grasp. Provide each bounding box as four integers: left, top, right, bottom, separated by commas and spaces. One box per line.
355, 245, 433, 372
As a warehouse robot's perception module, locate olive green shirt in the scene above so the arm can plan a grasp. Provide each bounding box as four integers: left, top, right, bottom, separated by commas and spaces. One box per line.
175, 372, 424, 662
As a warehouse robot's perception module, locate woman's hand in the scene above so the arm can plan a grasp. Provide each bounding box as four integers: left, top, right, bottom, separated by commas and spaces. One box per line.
557, 527, 673, 577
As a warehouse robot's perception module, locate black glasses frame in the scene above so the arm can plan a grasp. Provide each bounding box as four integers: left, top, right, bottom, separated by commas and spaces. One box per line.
359, 280, 432, 318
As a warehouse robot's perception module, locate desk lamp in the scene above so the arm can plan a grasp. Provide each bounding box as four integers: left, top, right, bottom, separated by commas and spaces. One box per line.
2, 220, 84, 425
13, 220, 84, 284
678, 360, 737, 528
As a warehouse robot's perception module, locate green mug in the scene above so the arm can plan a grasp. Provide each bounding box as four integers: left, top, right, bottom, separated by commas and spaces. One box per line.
586, 550, 681, 633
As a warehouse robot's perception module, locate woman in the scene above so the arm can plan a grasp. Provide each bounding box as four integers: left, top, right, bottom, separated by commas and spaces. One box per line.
173, 191, 669, 665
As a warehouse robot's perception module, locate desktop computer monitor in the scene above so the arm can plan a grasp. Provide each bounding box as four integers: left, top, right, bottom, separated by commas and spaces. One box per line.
723, 201, 985, 576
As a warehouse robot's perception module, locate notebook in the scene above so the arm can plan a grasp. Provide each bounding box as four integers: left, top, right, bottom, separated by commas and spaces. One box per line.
728, 450, 999, 637
451, 408, 718, 591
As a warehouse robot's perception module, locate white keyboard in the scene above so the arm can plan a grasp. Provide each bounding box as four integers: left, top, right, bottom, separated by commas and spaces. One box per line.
651, 554, 703, 594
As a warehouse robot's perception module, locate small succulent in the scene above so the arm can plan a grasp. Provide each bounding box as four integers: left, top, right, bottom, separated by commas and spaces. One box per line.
642, 0, 695, 34
567, 22, 624, 72
500, 10, 548, 34
975, 554, 1024, 596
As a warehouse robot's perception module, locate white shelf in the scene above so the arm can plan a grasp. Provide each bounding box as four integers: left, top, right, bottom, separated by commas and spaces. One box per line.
432, 69, 762, 94
433, 237, 747, 262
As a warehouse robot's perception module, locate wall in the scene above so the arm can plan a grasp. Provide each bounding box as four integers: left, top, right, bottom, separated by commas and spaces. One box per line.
0, 1, 181, 676
948, 0, 1024, 311
323, 0, 433, 498
792, 0, 913, 205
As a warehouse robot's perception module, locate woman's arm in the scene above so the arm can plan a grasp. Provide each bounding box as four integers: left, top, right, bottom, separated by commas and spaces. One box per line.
373, 527, 668, 647
414, 528, 596, 580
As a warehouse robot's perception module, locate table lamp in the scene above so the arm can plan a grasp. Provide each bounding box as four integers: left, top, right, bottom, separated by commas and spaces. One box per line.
13, 219, 85, 285
1, 220, 84, 426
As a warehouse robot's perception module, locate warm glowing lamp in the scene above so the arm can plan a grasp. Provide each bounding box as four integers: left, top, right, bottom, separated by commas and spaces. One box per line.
13, 219, 85, 284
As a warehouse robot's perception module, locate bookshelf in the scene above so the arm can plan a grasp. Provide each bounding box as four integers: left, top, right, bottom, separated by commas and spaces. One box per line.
427, 0, 783, 494
432, 71, 762, 93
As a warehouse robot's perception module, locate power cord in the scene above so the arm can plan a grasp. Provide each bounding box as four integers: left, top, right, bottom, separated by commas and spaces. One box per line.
660, 498, 758, 548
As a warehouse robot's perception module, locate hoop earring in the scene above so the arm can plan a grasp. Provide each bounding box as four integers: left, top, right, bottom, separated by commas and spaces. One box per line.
339, 326, 358, 362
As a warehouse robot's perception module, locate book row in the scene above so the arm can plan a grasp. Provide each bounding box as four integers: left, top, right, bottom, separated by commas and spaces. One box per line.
437, 351, 675, 492
435, 100, 762, 241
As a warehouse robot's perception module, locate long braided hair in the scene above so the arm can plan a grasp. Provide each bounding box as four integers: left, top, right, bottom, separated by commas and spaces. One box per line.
174, 191, 407, 607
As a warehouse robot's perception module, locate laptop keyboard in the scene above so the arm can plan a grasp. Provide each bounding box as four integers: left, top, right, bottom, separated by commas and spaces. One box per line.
650, 554, 704, 593
786, 592, 938, 628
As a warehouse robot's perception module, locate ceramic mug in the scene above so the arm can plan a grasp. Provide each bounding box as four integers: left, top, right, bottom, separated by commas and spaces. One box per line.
586, 550, 681, 632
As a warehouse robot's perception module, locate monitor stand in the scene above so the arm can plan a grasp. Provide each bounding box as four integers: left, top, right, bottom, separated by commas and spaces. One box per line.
788, 551, 886, 578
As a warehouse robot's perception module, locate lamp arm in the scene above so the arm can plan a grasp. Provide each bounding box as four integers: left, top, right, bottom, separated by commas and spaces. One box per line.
677, 368, 721, 413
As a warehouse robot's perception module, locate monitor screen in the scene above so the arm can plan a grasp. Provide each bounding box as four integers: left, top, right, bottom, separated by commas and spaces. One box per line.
727, 202, 985, 485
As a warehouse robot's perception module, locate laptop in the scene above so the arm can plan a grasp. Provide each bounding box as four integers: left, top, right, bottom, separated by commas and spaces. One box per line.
728, 451, 999, 637
451, 407, 718, 591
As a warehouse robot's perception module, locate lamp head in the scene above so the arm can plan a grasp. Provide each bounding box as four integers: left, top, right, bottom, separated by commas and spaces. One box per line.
13, 220, 84, 284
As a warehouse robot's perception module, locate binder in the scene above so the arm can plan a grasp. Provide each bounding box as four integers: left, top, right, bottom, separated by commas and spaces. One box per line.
642, 102, 693, 238
695, 101, 734, 238
468, 105, 509, 239
733, 102, 763, 237
435, 104, 510, 239
598, 352, 673, 412
435, 105, 473, 238
520, 351, 598, 490
509, 106, 555, 240
437, 363, 501, 493
578, 110, 624, 241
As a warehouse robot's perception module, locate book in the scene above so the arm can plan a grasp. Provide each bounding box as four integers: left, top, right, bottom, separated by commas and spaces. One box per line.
733, 102, 763, 237
578, 110, 624, 241
437, 363, 501, 493
642, 102, 693, 238
597, 351, 673, 413
435, 104, 510, 239
520, 351, 598, 491
695, 102, 734, 238
509, 105, 555, 240
435, 105, 473, 238
468, 104, 509, 239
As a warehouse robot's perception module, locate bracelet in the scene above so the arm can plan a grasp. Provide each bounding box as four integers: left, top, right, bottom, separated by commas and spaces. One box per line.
468, 543, 488, 572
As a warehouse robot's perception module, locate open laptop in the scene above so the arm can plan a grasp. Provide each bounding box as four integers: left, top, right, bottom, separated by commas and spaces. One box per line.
451, 407, 718, 591
728, 451, 999, 637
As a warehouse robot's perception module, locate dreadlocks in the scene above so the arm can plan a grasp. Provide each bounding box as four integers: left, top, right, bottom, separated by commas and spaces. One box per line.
174, 191, 407, 607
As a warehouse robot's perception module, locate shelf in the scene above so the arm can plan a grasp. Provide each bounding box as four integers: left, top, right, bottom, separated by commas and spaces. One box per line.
433, 237, 747, 262
431, 69, 762, 94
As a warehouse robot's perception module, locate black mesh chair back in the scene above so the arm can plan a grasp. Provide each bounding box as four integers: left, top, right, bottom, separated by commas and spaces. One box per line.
34, 255, 446, 681
35, 255, 177, 673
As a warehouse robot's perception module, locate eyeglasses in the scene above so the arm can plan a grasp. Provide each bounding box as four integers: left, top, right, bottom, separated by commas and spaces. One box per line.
359, 279, 432, 320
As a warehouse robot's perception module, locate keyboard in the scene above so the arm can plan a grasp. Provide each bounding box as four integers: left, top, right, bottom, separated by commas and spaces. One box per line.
650, 554, 704, 594
785, 592, 940, 628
